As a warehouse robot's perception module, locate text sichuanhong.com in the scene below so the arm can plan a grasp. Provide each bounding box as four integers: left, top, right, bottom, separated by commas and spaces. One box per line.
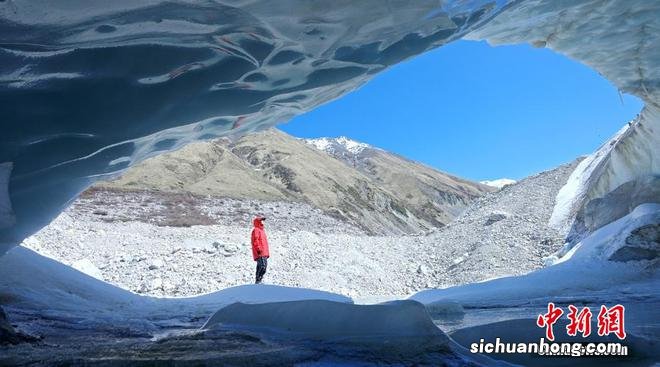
471, 338, 628, 357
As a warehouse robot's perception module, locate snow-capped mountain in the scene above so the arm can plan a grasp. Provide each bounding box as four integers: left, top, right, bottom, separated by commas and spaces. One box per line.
303, 136, 374, 157
480, 178, 516, 189
302, 135, 496, 226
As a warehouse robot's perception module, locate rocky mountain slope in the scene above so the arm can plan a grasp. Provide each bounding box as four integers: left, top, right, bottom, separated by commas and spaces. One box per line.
98, 129, 492, 235
423, 159, 581, 287
303, 136, 493, 226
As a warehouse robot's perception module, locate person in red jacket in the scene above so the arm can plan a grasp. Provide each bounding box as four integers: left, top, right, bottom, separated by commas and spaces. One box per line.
251, 216, 270, 284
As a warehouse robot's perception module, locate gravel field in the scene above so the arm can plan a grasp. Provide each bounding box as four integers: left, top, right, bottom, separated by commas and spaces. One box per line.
25, 160, 579, 299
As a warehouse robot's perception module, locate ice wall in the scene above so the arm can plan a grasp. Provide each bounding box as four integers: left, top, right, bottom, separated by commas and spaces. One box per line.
550, 109, 660, 240
1, 0, 658, 255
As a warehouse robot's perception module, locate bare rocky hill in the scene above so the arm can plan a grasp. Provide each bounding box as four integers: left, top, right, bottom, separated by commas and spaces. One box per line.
98, 129, 492, 235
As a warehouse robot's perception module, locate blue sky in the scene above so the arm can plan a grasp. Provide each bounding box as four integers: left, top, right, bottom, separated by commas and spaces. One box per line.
280, 40, 642, 181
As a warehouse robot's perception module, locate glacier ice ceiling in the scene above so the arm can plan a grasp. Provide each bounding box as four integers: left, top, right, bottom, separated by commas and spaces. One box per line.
0, 0, 658, 255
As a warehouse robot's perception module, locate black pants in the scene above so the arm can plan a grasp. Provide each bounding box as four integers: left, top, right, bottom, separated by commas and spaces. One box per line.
255, 257, 267, 283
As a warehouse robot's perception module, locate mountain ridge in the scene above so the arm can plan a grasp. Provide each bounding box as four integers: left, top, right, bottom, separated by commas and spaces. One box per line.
98, 129, 493, 234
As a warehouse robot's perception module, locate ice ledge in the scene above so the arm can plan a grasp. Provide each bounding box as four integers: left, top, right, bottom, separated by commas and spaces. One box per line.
203, 299, 447, 344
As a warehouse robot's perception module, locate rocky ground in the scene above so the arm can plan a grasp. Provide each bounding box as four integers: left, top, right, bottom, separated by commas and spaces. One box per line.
24, 160, 579, 299
421, 159, 580, 287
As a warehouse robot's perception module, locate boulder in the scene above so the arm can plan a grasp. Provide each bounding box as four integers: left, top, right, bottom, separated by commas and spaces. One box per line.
484, 210, 510, 226
148, 259, 164, 270
212, 242, 240, 257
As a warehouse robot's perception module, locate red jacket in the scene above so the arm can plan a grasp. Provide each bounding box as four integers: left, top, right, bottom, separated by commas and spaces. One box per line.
251, 218, 269, 261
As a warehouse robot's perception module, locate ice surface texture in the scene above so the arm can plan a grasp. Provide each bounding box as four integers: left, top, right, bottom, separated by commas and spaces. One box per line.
203, 299, 448, 344
1, 0, 659, 253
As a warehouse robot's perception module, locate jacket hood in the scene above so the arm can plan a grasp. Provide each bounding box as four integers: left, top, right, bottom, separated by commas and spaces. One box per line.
253, 217, 264, 228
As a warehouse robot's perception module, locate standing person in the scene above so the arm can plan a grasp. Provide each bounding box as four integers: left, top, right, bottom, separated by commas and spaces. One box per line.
251, 216, 270, 284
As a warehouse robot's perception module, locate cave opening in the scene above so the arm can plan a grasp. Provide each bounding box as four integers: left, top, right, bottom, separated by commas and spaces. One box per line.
0, 1, 657, 364
15, 40, 644, 300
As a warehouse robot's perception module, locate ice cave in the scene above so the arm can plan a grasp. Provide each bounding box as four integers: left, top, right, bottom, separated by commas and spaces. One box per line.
0, 0, 658, 365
